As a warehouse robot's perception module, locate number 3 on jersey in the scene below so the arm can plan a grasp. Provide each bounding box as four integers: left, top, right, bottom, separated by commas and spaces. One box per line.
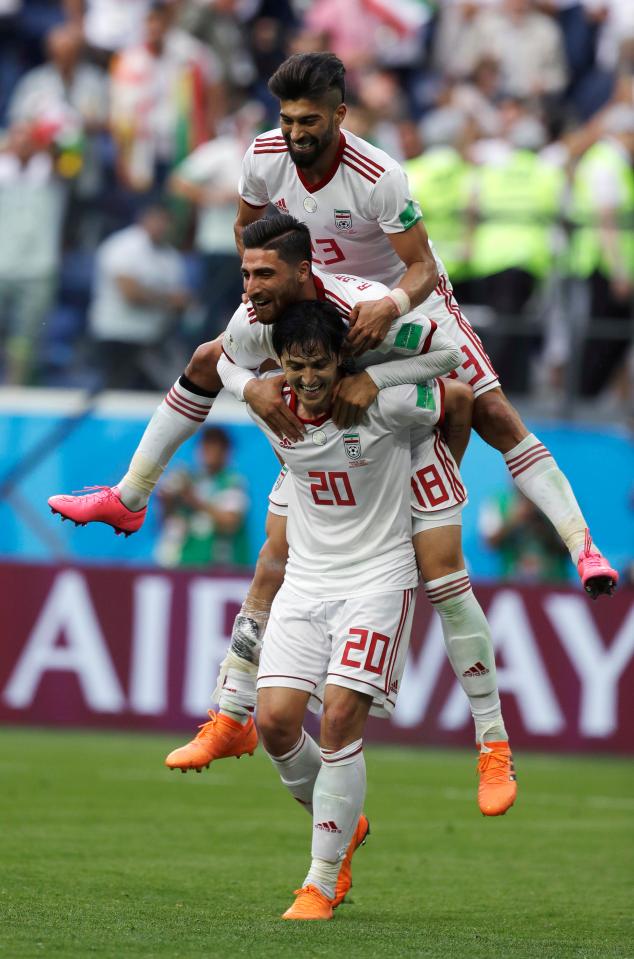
311, 238, 345, 266
309, 471, 356, 506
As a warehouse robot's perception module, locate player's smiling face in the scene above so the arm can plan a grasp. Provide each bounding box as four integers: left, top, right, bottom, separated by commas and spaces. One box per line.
241, 248, 311, 324
279, 97, 345, 169
280, 345, 340, 416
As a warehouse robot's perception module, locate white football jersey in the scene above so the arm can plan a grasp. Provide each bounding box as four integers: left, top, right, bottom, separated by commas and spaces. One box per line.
221, 267, 439, 374
249, 381, 443, 599
239, 128, 446, 288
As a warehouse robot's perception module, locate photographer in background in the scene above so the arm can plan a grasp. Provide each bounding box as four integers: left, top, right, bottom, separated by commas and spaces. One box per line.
155, 426, 250, 569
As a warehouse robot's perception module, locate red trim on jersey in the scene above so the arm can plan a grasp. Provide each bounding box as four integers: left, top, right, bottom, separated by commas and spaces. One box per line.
255, 136, 286, 144
253, 148, 288, 154
341, 158, 379, 184
240, 197, 268, 209
312, 272, 328, 301
421, 319, 437, 354
296, 132, 346, 194
342, 150, 382, 179
344, 141, 385, 174
288, 386, 331, 426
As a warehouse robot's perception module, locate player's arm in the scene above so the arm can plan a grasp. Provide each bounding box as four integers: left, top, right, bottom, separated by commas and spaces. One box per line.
347, 170, 439, 354
234, 197, 268, 258
234, 143, 270, 256
333, 320, 461, 427
218, 316, 304, 442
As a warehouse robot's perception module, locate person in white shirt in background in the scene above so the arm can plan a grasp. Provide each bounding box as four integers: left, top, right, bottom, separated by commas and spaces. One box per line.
0, 120, 65, 384
88, 203, 191, 389
168, 101, 265, 339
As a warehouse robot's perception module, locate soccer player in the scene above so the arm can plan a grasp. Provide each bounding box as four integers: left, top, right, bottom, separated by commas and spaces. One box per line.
252, 298, 443, 920
48, 53, 615, 589
50, 214, 516, 817
231, 53, 616, 600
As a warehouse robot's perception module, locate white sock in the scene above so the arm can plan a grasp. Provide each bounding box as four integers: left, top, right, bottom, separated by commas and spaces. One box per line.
503, 434, 592, 565
266, 730, 321, 815
118, 375, 216, 510
425, 571, 507, 744
217, 598, 271, 723
306, 739, 366, 900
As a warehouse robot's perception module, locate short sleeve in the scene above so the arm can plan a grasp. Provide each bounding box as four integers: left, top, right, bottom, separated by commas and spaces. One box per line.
222, 308, 272, 371
99, 232, 139, 276
238, 141, 270, 208
378, 381, 442, 431
369, 167, 423, 235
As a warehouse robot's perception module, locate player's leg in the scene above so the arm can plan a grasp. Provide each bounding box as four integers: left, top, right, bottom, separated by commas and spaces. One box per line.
472, 386, 617, 597
440, 379, 474, 466
425, 276, 617, 597
414, 521, 516, 816
164, 507, 288, 770
48, 337, 224, 533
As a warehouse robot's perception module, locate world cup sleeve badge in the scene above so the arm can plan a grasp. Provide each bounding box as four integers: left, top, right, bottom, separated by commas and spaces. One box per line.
334, 209, 353, 231
343, 432, 362, 459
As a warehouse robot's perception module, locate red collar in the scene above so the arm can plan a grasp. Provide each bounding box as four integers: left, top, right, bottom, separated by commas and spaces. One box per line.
295, 132, 346, 194
311, 272, 328, 301
288, 384, 331, 426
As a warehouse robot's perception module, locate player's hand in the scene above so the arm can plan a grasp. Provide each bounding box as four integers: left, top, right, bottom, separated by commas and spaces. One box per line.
244, 375, 305, 442
332, 372, 379, 428
346, 297, 398, 356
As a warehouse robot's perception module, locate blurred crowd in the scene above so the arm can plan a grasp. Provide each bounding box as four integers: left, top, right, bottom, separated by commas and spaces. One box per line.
0, 0, 632, 411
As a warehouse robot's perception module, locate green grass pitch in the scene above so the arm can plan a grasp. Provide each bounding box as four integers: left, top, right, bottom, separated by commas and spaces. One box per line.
1, 727, 632, 959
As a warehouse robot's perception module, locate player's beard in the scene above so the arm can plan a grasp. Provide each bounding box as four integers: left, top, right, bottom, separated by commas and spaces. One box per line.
285, 121, 337, 169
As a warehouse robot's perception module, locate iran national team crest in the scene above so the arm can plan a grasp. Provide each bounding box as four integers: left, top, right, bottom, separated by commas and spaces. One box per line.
334, 209, 353, 231
343, 432, 362, 460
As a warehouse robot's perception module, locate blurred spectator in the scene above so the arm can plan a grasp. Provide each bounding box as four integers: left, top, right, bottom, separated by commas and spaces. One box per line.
178, 0, 256, 107
405, 109, 472, 287
467, 114, 566, 390
8, 21, 109, 201
155, 425, 250, 568
0, 120, 66, 384
479, 488, 571, 582
443, 0, 568, 102
65, 0, 152, 62
167, 101, 263, 338
569, 103, 634, 396
88, 203, 191, 389
109, 0, 221, 193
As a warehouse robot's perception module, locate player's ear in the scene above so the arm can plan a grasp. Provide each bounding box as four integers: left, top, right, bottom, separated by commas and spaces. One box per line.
335, 103, 346, 128
297, 259, 311, 283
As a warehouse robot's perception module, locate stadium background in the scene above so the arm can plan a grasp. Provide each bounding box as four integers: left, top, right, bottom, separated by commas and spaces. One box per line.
0, 6, 633, 754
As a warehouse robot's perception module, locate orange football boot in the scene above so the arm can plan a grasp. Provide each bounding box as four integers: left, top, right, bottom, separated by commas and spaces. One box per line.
164, 710, 258, 772
332, 814, 370, 908
281, 885, 334, 921
477, 741, 517, 816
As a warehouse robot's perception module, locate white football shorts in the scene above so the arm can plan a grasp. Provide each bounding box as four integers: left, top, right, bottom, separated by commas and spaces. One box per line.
257, 583, 416, 718
424, 275, 500, 398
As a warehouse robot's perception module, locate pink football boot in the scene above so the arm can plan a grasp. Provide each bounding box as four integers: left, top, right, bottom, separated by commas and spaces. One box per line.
48, 486, 146, 537
577, 530, 618, 599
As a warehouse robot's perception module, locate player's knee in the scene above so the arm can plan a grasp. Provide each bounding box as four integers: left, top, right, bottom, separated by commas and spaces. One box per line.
322, 697, 363, 749
444, 380, 473, 418
256, 705, 300, 756
184, 337, 224, 393
473, 388, 526, 449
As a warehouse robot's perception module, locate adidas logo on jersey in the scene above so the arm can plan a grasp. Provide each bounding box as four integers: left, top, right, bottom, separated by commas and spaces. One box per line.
462, 661, 490, 678
314, 820, 342, 833
390, 679, 399, 693
274, 197, 289, 214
